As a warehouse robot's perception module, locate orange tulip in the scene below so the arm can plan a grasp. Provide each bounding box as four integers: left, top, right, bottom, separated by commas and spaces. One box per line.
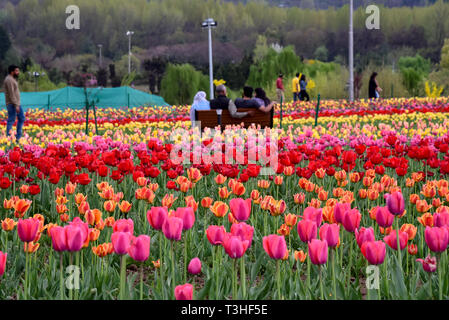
214, 174, 227, 185
284, 213, 298, 227
96, 181, 110, 191
98, 187, 114, 200
270, 199, 287, 216
185, 196, 198, 212
417, 212, 434, 227
104, 216, 115, 227
365, 169, 376, 178
350, 172, 361, 183
89, 228, 100, 241
416, 199, 432, 213
283, 166, 294, 176
250, 190, 260, 201
187, 168, 202, 183
19, 185, 29, 194
24, 242, 40, 253
369, 207, 377, 220
304, 182, 315, 193
315, 168, 326, 179
274, 176, 283, 185
14, 199, 32, 218
277, 223, 291, 236
179, 181, 191, 193
409, 194, 420, 204
1, 218, 16, 231
257, 180, 271, 189
210, 201, 228, 218
421, 184, 436, 198
293, 193, 305, 204
59, 214, 69, 222
65, 182, 77, 195
326, 198, 337, 207
400, 223, 417, 241
411, 172, 424, 182
260, 195, 275, 210
148, 183, 159, 192
201, 197, 213, 208
334, 170, 347, 182
358, 189, 368, 199
231, 182, 246, 196
432, 198, 442, 208
54, 187, 64, 198
92, 244, 107, 258
85, 209, 102, 226
322, 206, 336, 224
332, 188, 345, 198
379, 227, 393, 235
298, 178, 308, 189
162, 194, 177, 208
136, 177, 148, 187
152, 259, 161, 268
56, 204, 68, 214
3, 198, 15, 209
78, 200, 90, 215
95, 218, 106, 231
362, 177, 374, 188
74, 193, 87, 205
118, 201, 132, 214
406, 178, 415, 188
367, 189, 379, 201
103, 200, 117, 213
218, 187, 231, 199
113, 192, 124, 203
318, 190, 328, 201
294, 250, 307, 263
407, 244, 418, 255
46, 223, 58, 237
308, 198, 321, 209
438, 186, 449, 198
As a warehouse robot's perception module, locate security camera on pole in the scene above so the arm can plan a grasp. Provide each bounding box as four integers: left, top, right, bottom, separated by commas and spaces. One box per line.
202, 18, 217, 100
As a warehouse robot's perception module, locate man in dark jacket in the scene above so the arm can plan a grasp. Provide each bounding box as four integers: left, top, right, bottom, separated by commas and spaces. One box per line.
210, 85, 254, 118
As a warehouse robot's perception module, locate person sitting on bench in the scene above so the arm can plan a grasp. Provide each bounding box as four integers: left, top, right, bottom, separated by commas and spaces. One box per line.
235, 86, 273, 113
210, 84, 254, 118
190, 91, 210, 123
254, 87, 276, 111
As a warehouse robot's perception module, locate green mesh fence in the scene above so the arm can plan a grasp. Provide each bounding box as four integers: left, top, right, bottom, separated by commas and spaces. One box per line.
0, 86, 169, 110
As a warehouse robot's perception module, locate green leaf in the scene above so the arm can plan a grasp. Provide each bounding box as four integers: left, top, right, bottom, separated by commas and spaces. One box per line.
390, 254, 408, 299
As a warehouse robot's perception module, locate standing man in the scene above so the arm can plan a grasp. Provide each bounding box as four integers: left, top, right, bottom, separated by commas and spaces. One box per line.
4, 65, 25, 141
292, 72, 300, 102
276, 73, 285, 103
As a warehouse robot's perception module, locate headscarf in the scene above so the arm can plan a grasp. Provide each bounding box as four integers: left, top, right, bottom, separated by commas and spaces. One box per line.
193, 91, 208, 105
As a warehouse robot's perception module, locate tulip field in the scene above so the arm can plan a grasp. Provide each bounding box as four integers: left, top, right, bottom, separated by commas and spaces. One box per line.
1, 97, 449, 300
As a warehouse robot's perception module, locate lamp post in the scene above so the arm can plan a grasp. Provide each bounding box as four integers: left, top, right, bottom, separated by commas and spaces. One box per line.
348, 0, 354, 102
126, 31, 134, 74
29, 71, 44, 91
202, 18, 217, 100
98, 44, 103, 68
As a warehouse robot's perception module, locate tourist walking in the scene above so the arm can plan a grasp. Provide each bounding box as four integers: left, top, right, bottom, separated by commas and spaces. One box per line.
4, 65, 25, 141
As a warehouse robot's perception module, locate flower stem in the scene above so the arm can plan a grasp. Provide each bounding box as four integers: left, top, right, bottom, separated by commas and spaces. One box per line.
332, 248, 337, 300
171, 240, 175, 296
140, 263, 144, 300
120, 254, 127, 300
232, 259, 237, 300
395, 218, 402, 268
241, 255, 246, 299
60, 253, 64, 300
307, 255, 311, 299
319, 265, 324, 300
438, 253, 442, 300
276, 259, 281, 300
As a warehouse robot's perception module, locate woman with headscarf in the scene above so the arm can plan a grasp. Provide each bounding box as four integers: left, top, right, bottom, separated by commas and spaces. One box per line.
254, 88, 275, 112
190, 91, 210, 124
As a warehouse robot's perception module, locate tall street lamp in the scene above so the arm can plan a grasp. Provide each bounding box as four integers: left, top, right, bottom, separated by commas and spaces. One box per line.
348, 0, 354, 102
126, 31, 134, 74
202, 18, 217, 100
98, 44, 103, 68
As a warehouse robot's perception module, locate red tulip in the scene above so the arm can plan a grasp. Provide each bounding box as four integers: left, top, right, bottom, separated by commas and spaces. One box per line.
146, 207, 168, 230
173, 207, 195, 230
361, 241, 386, 265
375, 206, 395, 228
297, 219, 317, 243
355, 227, 375, 248
222, 233, 249, 259
319, 223, 340, 248
175, 283, 193, 300
128, 235, 151, 262
229, 198, 252, 222
113, 219, 134, 234
386, 191, 405, 216
263, 234, 288, 260
162, 216, 183, 241
111, 231, 132, 255
187, 257, 202, 274
342, 208, 361, 232
308, 239, 328, 265
17, 218, 40, 243
0, 251, 7, 276
302, 206, 323, 227
206, 225, 226, 246
384, 230, 408, 251
416, 255, 437, 273
424, 226, 449, 252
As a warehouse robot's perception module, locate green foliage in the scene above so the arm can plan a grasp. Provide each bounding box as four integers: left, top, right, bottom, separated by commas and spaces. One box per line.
121, 72, 137, 87
18, 62, 65, 92
0, 25, 11, 61
398, 55, 432, 97
160, 63, 209, 105
398, 54, 432, 75
441, 39, 449, 70
314, 45, 329, 62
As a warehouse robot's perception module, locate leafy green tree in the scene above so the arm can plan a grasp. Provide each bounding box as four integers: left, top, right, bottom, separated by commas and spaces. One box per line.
0, 25, 11, 61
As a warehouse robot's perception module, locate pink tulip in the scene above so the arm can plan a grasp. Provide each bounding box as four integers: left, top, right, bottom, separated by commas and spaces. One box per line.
175, 283, 193, 300
303, 206, 323, 227
434, 210, 449, 227
17, 218, 40, 243
361, 241, 386, 265
342, 208, 361, 232
69, 217, 89, 242
319, 223, 339, 248
0, 251, 7, 276
383, 230, 408, 251
355, 227, 375, 248
128, 235, 151, 262
146, 207, 168, 230
416, 255, 437, 273
375, 206, 395, 228
113, 219, 134, 234
263, 234, 288, 260
65, 225, 85, 252
297, 219, 317, 243
334, 202, 350, 224
222, 233, 250, 259
386, 191, 405, 216
424, 226, 449, 252
174, 207, 195, 230
230, 222, 254, 247
50, 226, 68, 252
162, 216, 183, 241
308, 239, 328, 265
206, 225, 226, 246
111, 231, 132, 255
188, 257, 202, 274
229, 198, 252, 222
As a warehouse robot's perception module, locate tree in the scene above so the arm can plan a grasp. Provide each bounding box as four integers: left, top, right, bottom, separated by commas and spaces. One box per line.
96, 68, 108, 87
441, 39, 449, 70
314, 46, 329, 62
143, 57, 167, 94
0, 25, 11, 61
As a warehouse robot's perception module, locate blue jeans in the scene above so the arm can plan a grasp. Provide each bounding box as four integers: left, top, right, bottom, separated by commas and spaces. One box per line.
293, 92, 300, 102
6, 104, 25, 140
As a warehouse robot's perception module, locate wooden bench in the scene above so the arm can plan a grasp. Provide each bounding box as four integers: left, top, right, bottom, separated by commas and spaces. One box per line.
195, 108, 274, 130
